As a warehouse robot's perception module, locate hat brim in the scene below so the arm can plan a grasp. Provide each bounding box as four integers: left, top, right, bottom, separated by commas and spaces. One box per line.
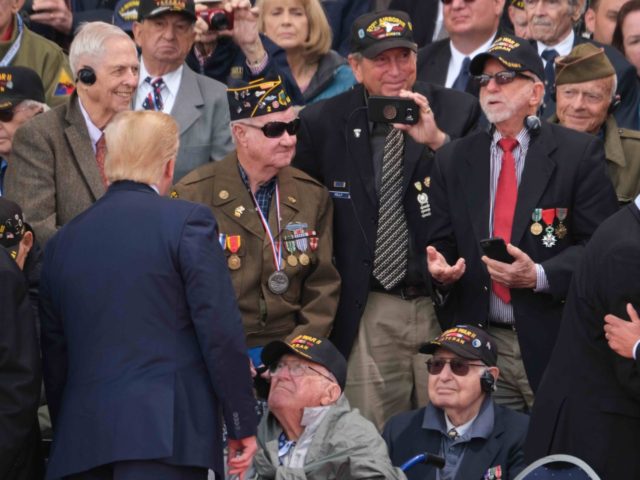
142, 6, 196, 21
261, 340, 311, 367
469, 51, 539, 78
420, 341, 484, 363
359, 39, 417, 59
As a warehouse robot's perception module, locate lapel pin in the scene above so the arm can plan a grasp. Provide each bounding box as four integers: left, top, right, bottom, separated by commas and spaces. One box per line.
353, 128, 361, 138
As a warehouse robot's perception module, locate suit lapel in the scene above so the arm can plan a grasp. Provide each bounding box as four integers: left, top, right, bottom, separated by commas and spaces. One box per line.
512, 127, 557, 245
461, 133, 492, 242
171, 66, 203, 135
345, 85, 377, 208
64, 96, 105, 200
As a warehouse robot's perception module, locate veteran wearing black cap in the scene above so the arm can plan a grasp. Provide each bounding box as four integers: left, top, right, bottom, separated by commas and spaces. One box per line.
427, 34, 618, 411
508, 0, 530, 39
0, 66, 46, 197
172, 77, 340, 367
384, 326, 529, 480
252, 334, 406, 479
0, 197, 42, 480
132, 0, 233, 181
293, 9, 481, 430
550, 43, 640, 205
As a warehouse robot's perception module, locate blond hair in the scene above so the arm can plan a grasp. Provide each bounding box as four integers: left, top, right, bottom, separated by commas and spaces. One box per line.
257, 0, 332, 64
104, 111, 179, 185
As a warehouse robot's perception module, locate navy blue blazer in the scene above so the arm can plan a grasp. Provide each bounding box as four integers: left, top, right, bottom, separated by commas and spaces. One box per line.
40, 181, 257, 479
383, 402, 529, 480
428, 122, 619, 390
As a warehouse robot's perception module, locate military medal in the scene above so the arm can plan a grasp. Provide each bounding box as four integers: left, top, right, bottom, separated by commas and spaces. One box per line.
555, 208, 568, 239
268, 271, 289, 295
541, 208, 557, 248
249, 182, 288, 294
309, 230, 318, 251
530, 208, 543, 236
218, 233, 227, 249
226, 235, 242, 270
416, 186, 431, 218
294, 228, 310, 266
284, 234, 298, 267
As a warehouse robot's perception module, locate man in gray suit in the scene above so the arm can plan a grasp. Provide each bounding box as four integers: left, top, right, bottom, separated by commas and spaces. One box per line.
4, 22, 139, 245
132, 0, 233, 181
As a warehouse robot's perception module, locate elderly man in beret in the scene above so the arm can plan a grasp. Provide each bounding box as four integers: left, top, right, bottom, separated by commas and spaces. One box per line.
172, 77, 340, 372
253, 335, 406, 479
0, 66, 47, 197
384, 326, 529, 480
552, 43, 640, 205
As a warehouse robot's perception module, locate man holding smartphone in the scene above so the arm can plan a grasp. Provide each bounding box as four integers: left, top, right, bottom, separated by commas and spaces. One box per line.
427, 34, 618, 411
294, 10, 481, 429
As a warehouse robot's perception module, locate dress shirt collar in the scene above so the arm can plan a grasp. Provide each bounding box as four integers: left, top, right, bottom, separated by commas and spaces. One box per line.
635, 194, 640, 209
77, 96, 103, 154
536, 30, 575, 59
423, 395, 495, 441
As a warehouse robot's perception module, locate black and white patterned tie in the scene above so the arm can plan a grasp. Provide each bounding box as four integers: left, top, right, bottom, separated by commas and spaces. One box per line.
372, 126, 408, 289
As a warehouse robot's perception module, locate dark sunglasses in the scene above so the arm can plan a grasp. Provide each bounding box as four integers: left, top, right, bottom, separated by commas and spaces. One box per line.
473, 71, 535, 87
426, 358, 486, 376
0, 109, 16, 123
242, 118, 300, 138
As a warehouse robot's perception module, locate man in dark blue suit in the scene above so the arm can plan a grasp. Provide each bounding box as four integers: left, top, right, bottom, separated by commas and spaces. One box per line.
39, 110, 258, 480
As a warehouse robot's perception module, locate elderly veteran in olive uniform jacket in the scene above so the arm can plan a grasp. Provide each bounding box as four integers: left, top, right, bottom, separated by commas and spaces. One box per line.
550, 43, 640, 205
172, 77, 340, 357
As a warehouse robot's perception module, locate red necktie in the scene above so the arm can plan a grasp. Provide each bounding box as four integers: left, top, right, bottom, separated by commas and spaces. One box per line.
95, 133, 108, 187
492, 137, 519, 303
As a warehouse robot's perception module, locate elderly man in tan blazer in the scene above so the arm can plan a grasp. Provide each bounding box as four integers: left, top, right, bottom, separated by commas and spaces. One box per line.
172, 77, 340, 367
4, 22, 139, 245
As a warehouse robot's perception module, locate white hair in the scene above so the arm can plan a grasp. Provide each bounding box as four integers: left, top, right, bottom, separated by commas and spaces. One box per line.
69, 22, 135, 75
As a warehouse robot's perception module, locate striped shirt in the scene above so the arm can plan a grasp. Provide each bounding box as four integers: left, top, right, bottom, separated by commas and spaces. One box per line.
488, 128, 549, 325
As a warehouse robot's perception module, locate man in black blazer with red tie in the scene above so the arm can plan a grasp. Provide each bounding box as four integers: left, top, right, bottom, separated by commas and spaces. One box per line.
427, 34, 618, 412
525, 195, 640, 478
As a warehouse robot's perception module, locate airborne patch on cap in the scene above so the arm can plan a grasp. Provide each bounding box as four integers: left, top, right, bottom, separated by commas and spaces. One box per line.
366, 16, 412, 40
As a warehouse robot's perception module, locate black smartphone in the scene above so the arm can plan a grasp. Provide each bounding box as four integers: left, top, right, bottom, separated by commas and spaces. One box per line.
368, 96, 420, 125
480, 237, 515, 264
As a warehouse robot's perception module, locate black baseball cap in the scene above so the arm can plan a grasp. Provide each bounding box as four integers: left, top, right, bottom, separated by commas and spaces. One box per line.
137, 0, 196, 22
469, 34, 544, 82
420, 325, 498, 366
0, 198, 28, 261
0, 66, 45, 112
262, 335, 347, 390
114, 0, 140, 32
350, 10, 417, 59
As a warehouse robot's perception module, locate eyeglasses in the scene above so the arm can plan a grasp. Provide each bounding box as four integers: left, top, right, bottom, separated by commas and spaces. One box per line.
0, 105, 36, 123
473, 71, 535, 87
269, 361, 335, 383
240, 118, 300, 138
426, 358, 486, 376
441, 0, 475, 5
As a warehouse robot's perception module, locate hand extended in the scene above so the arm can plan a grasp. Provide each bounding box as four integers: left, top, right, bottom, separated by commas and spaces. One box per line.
481, 243, 537, 289
604, 303, 640, 359
393, 90, 447, 151
427, 245, 465, 285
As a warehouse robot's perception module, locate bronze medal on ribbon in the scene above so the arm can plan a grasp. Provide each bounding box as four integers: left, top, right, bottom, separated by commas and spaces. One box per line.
555, 208, 568, 239
530, 208, 543, 235
226, 235, 242, 269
